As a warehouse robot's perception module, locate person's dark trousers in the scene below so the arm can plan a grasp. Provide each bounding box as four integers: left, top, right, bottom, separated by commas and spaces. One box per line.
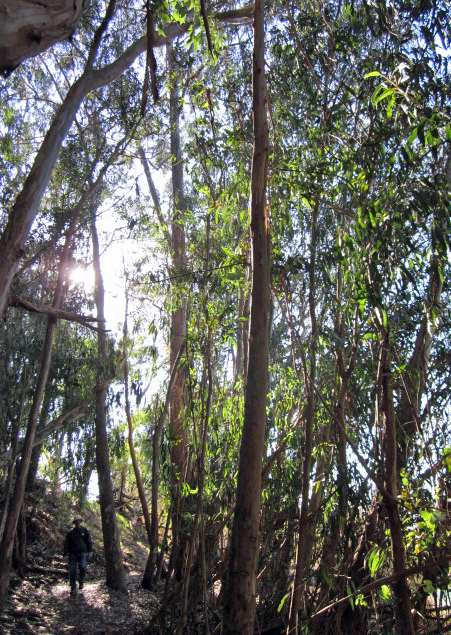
68, 552, 87, 592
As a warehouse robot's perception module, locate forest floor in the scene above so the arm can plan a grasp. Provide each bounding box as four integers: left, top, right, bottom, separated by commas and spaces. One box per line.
0, 480, 162, 634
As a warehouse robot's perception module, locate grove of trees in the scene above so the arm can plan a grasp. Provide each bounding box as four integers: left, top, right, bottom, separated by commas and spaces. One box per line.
0, 0, 450, 633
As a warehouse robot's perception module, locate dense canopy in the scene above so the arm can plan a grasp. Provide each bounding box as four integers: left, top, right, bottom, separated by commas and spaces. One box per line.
0, 0, 450, 633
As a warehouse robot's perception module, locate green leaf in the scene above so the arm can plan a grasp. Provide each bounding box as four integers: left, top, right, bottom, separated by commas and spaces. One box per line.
386, 96, 395, 118
368, 551, 380, 576
277, 593, 290, 613
365, 71, 382, 78
322, 565, 335, 590
423, 579, 435, 594
420, 510, 435, 529
347, 585, 354, 610
355, 593, 368, 607
408, 128, 418, 144
373, 88, 395, 106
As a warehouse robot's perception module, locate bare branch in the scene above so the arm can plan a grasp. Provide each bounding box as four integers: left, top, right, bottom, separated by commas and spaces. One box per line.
312, 557, 451, 620
8, 295, 106, 333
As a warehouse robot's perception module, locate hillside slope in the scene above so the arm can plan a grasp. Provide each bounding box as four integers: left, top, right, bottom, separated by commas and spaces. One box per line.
0, 480, 158, 634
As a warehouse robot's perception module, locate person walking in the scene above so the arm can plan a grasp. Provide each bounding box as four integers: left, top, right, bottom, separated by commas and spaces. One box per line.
63, 514, 92, 596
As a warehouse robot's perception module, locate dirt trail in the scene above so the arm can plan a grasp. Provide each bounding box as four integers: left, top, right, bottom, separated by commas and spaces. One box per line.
0, 483, 160, 634
2, 563, 159, 634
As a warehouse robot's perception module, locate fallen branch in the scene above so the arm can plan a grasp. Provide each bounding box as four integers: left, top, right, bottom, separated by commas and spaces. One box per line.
8, 295, 107, 332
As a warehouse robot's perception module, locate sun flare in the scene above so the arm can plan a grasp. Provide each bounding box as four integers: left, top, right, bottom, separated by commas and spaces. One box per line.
68, 266, 95, 291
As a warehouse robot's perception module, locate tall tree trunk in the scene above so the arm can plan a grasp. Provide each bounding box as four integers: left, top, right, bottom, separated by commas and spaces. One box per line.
141, 342, 185, 589
175, 328, 212, 635
223, 0, 269, 630
138, 116, 190, 589
379, 326, 414, 635
0, 220, 76, 606
341, 151, 450, 627
176, 215, 214, 632
123, 285, 152, 544
168, 43, 188, 479
167, 43, 190, 582
287, 204, 318, 634
91, 212, 126, 592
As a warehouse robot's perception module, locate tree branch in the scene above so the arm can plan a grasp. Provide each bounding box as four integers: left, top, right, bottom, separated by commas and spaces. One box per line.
312, 557, 451, 620
8, 295, 106, 332
0, 405, 83, 469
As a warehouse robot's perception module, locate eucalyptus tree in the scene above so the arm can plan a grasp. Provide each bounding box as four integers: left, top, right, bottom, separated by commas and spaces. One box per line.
0, 27, 143, 595
0, 0, 254, 317
223, 0, 270, 631
0, 214, 80, 605
90, 205, 127, 591
242, 0, 451, 632
1, 0, 450, 630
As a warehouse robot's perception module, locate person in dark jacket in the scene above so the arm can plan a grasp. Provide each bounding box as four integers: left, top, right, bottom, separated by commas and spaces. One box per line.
63, 514, 92, 595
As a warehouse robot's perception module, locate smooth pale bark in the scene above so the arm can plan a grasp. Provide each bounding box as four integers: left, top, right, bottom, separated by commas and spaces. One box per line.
0, 0, 86, 74
0, 220, 76, 606
137, 145, 171, 249
91, 213, 126, 592
223, 0, 270, 631
0, 6, 252, 319
138, 132, 187, 589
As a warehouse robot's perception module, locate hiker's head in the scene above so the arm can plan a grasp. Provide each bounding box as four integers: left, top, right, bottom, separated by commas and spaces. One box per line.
73, 515, 83, 526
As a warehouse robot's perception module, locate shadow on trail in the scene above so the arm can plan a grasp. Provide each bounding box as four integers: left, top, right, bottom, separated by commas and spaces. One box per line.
44, 580, 134, 635
2, 572, 153, 634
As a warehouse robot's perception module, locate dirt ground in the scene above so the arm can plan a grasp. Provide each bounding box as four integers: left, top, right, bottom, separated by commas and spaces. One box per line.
2, 568, 159, 634
0, 483, 161, 634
